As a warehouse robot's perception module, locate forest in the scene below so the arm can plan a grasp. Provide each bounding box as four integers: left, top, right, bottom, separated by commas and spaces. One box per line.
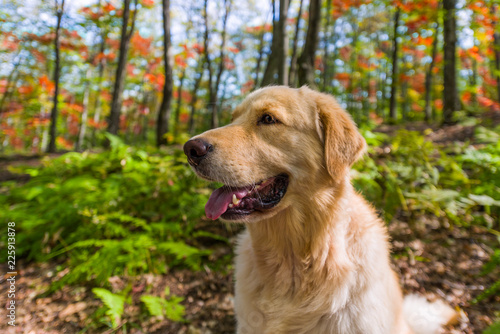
0, 0, 499, 333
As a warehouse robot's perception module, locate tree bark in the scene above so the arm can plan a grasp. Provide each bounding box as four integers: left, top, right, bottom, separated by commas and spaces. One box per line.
288, 0, 304, 87
75, 68, 91, 151
203, 0, 216, 127
253, 29, 266, 87
211, 0, 231, 128
297, 0, 321, 87
492, 4, 500, 103
188, 59, 204, 134
204, 0, 232, 129
424, 22, 439, 122
401, 59, 409, 121
107, 0, 138, 136
202, 0, 214, 126
47, 0, 65, 153
261, 0, 290, 86
388, 7, 401, 124
156, 0, 173, 146
91, 29, 107, 146
173, 69, 185, 139
322, 0, 332, 91
442, 0, 458, 125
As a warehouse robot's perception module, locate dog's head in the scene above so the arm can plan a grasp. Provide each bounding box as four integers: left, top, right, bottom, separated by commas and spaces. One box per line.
184, 86, 366, 222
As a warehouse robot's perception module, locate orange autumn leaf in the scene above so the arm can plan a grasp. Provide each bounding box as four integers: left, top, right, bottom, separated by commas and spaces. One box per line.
39, 75, 55, 94
477, 95, 494, 107
434, 99, 443, 110
56, 137, 74, 150
335, 73, 350, 81
175, 54, 187, 68
462, 91, 472, 103
18, 85, 34, 94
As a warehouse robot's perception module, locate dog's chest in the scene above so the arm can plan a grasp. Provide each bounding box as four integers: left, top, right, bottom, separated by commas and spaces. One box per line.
234, 231, 366, 334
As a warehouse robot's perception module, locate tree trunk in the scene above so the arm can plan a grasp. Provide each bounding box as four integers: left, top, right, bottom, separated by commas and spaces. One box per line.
442, 0, 458, 125
173, 69, 185, 139
288, 0, 304, 87
379, 58, 389, 119
211, 0, 231, 128
204, 0, 232, 129
47, 0, 65, 153
91, 29, 107, 146
401, 59, 409, 121
156, 0, 173, 146
261, 0, 290, 86
188, 60, 204, 134
424, 22, 438, 122
202, 0, 215, 129
388, 7, 401, 124
471, 58, 478, 112
254, 29, 266, 87
492, 4, 500, 103
107, 0, 138, 136
75, 68, 91, 151
297, 0, 321, 87
322, 0, 332, 91
141, 93, 149, 143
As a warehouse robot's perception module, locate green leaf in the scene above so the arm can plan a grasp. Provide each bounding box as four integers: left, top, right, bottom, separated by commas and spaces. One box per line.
92, 288, 125, 328
469, 194, 500, 207
140, 294, 185, 321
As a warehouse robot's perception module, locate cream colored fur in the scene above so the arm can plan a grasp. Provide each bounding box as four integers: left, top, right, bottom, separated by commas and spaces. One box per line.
188, 86, 455, 334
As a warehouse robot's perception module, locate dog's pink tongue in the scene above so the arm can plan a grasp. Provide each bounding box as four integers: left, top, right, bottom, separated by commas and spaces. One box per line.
205, 187, 249, 220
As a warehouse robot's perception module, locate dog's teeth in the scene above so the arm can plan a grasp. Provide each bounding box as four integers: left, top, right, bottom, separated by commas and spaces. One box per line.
228, 204, 233, 208
232, 194, 240, 205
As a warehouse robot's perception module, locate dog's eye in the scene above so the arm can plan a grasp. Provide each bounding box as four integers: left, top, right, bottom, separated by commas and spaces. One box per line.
259, 113, 277, 125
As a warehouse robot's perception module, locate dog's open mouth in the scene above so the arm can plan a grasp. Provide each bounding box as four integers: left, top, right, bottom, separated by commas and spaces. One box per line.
205, 174, 289, 220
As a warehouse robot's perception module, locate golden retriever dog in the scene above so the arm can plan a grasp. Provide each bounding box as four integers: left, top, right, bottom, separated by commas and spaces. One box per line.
184, 86, 456, 334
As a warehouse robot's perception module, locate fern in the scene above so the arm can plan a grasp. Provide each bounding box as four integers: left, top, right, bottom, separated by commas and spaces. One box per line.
140, 287, 185, 321
473, 279, 500, 304
92, 288, 125, 328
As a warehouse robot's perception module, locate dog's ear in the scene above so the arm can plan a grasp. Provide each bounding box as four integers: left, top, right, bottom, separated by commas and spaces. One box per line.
305, 88, 366, 181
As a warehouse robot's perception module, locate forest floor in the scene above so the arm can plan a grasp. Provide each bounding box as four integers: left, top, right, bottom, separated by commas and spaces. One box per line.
0, 218, 498, 334
1, 122, 499, 334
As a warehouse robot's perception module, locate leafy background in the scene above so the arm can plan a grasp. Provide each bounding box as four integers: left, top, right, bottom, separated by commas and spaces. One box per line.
1, 0, 500, 332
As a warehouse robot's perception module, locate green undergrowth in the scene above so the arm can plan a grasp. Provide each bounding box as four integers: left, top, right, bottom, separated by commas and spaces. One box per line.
353, 126, 500, 309
354, 126, 500, 227
0, 134, 215, 329
1, 126, 500, 330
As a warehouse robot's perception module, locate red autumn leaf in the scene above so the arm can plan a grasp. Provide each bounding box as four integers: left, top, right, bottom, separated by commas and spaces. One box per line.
103, 2, 116, 12
131, 33, 152, 56
18, 85, 33, 95
56, 137, 74, 150
241, 79, 255, 94
180, 112, 189, 123
175, 54, 187, 68
434, 99, 443, 110
339, 46, 352, 61
477, 95, 494, 107
462, 91, 472, 103
335, 73, 350, 81
39, 75, 55, 94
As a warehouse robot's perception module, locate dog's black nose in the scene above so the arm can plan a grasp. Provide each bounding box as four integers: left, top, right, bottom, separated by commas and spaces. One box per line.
184, 138, 213, 166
